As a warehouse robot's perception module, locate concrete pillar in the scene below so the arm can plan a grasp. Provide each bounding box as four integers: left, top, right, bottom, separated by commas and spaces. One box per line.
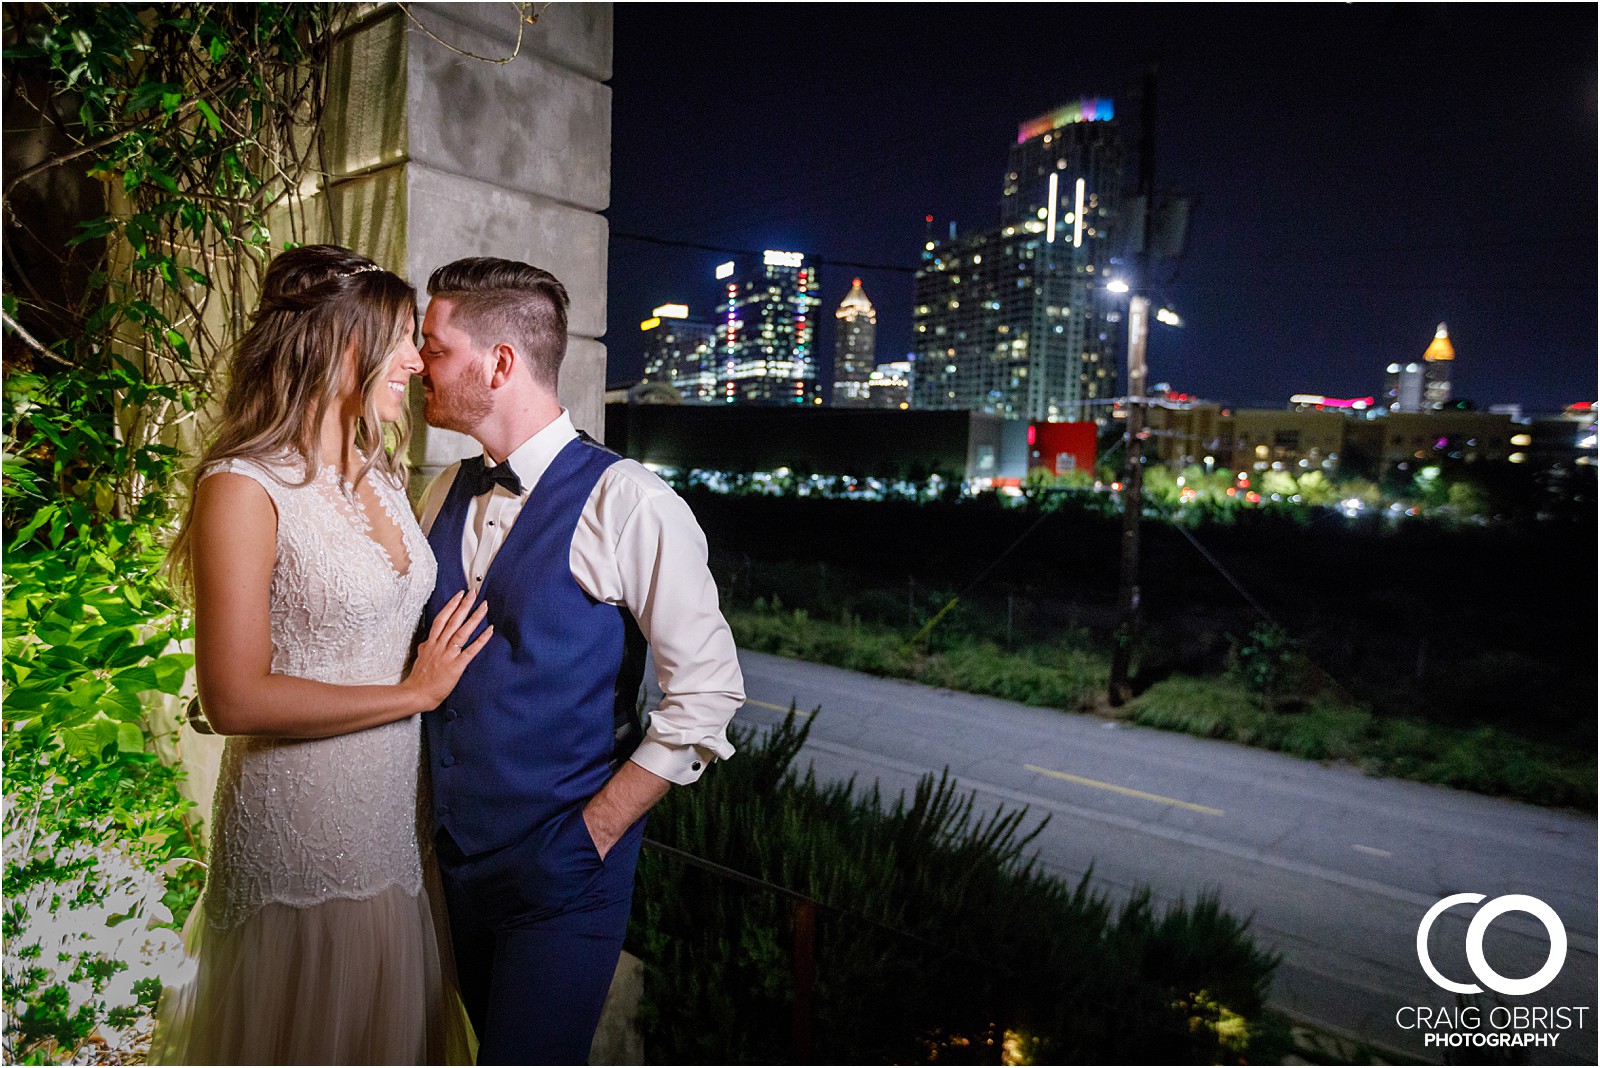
325, 3, 613, 482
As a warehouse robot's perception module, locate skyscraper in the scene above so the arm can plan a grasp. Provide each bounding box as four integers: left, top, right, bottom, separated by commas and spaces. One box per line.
715, 251, 822, 406
831, 278, 877, 408
913, 98, 1125, 421
1421, 322, 1454, 409
640, 303, 716, 403
865, 359, 911, 409
1385, 323, 1455, 412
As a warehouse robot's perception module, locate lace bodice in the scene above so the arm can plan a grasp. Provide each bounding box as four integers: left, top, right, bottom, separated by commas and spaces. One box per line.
200, 455, 437, 930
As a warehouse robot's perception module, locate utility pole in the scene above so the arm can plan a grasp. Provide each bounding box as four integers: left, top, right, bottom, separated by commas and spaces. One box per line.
1108, 70, 1157, 706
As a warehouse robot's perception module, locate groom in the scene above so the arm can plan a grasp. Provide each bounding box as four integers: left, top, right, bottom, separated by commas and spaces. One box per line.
414, 258, 744, 1063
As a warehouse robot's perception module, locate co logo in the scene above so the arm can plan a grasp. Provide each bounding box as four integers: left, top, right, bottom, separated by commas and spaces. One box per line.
1416, 893, 1567, 996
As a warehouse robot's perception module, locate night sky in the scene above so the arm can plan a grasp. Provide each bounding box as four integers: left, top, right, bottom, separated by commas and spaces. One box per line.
604, 4, 1597, 415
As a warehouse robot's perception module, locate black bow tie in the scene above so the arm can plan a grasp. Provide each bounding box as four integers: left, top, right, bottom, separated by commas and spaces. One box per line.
458, 455, 523, 497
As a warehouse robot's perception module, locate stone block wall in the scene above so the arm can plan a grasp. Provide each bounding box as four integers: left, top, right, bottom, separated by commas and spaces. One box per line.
325, 2, 613, 477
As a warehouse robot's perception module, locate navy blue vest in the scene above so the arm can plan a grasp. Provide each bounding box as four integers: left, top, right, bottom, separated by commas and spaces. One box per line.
422, 435, 646, 856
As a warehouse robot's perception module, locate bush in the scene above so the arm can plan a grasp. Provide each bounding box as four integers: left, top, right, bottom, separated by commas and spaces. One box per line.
629, 712, 1288, 1064
727, 608, 1108, 713
3, 740, 202, 1063
1132, 678, 1596, 809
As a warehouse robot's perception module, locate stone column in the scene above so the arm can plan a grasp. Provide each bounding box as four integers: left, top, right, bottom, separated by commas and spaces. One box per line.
324, 2, 613, 481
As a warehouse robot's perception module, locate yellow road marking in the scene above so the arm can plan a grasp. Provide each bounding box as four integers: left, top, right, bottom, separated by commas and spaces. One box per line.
1024, 763, 1224, 816
1352, 844, 1392, 858
742, 697, 812, 718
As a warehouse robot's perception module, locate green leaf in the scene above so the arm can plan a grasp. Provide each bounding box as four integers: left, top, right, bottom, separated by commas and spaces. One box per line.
115, 722, 146, 754
12, 504, 58, 547
123, 80, 183, 115
151, 655, 194, 695
102, 689, 145, 722
195, 98, 222, 134
62, 718, 117, 759
112, 666, 161, 693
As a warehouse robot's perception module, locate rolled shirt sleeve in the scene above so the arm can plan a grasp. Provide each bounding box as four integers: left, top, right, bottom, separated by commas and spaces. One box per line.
573, 463, 743, 785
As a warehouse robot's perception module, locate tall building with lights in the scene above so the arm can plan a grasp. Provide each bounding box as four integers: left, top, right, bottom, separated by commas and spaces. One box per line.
640, 303, 716, 403
1421, 322, 1454, 409
714, 251, 822, 405
832, 278, 877, 407
1385, 322, 1454, 412
913, 98, 1125, 421
866, 359, 911, 409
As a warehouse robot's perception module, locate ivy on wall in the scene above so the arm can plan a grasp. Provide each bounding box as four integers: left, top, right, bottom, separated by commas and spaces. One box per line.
2, 5, 346, 1060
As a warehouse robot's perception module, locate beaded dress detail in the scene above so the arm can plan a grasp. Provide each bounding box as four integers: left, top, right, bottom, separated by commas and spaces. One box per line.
151, 454, 470, 1065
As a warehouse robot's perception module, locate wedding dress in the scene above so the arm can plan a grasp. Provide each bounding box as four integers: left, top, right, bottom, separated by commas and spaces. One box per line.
151, 455, 470, 1065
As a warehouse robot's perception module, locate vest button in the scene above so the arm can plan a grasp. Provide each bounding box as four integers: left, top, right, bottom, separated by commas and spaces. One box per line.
440, 754, 456, 768
445, 708, 459, 721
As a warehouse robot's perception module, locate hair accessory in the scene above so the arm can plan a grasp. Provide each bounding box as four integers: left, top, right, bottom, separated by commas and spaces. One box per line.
338, 263, 384, 278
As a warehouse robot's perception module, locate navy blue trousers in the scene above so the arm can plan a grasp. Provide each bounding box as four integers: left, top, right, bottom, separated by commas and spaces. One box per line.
437, 806, 646, 1065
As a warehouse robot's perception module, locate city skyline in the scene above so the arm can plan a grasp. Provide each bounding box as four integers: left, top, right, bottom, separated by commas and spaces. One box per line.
606, 5, 1596, 415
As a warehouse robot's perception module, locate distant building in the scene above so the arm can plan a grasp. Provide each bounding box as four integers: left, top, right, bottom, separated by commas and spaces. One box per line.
605, 403, 1005, 485
831, 278, 877, 408
1028, 421, 1098, 476
1227, 409, 1349, 472
1421, 323, 1454, 409
1386, 323, 1454, 412
913, 98, 1125, 422
1145, 400, 1228, 470
1143, 400, 1515, 476
640, 303, 716, 403
1347, 408, 1512, 468
714, 251, 822, 406
865, 359, 911, 409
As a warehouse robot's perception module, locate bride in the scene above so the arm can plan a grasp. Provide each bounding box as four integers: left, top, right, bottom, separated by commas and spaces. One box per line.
151, 245, 486, 1064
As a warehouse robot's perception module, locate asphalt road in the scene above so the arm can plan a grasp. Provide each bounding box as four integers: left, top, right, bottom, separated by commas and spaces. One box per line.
657, 650, 1598, 1064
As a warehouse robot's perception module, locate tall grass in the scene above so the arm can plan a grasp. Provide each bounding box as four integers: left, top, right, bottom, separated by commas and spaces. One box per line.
630, 713, 1288, 1064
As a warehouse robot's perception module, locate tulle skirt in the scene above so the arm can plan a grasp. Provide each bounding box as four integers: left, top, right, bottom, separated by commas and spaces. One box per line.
149, 882, 472, 1065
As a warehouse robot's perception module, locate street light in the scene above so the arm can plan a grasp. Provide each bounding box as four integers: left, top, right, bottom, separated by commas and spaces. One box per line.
1106, 278, 1131, 294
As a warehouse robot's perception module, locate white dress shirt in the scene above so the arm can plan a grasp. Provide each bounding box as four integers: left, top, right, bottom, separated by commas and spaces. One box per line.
418, 411, 743, 784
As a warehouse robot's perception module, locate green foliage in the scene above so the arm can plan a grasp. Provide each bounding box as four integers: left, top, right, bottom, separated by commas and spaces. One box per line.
3, 741, 201, 1063
727, 607, 1108, 711
1232, 624, 1304, 706
4, 3, 345, 1059
633, 713, 1288, 1063
1133, 677, 1595, 809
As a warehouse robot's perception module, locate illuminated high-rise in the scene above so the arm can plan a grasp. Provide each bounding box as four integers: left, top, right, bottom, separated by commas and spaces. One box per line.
1421, 322, 1454, 409
831, 278, 877, 408
640, 303, 716, 403
714, 251, 822, 405
866, 359, 911, 409
913, 98, 1125, 421
1385, 323, 1455, 412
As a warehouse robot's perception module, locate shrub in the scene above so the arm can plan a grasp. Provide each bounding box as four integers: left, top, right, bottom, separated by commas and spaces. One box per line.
630, 712, 1288, 1064
727, 609, 1108, 713
1133, 678, 1595, 809
3, 741, 202, 1063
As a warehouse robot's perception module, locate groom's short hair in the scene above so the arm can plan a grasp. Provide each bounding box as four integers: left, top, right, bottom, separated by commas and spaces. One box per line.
427, 258, 569, 391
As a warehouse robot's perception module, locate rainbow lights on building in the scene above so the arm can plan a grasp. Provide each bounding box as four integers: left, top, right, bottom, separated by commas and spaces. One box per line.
1016, 97, 1115, 143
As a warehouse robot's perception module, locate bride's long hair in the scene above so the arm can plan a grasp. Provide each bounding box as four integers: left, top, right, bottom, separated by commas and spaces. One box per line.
167, 244, 417, 598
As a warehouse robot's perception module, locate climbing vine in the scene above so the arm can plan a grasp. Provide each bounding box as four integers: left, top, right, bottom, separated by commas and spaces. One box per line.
2, 5, 347, 1060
